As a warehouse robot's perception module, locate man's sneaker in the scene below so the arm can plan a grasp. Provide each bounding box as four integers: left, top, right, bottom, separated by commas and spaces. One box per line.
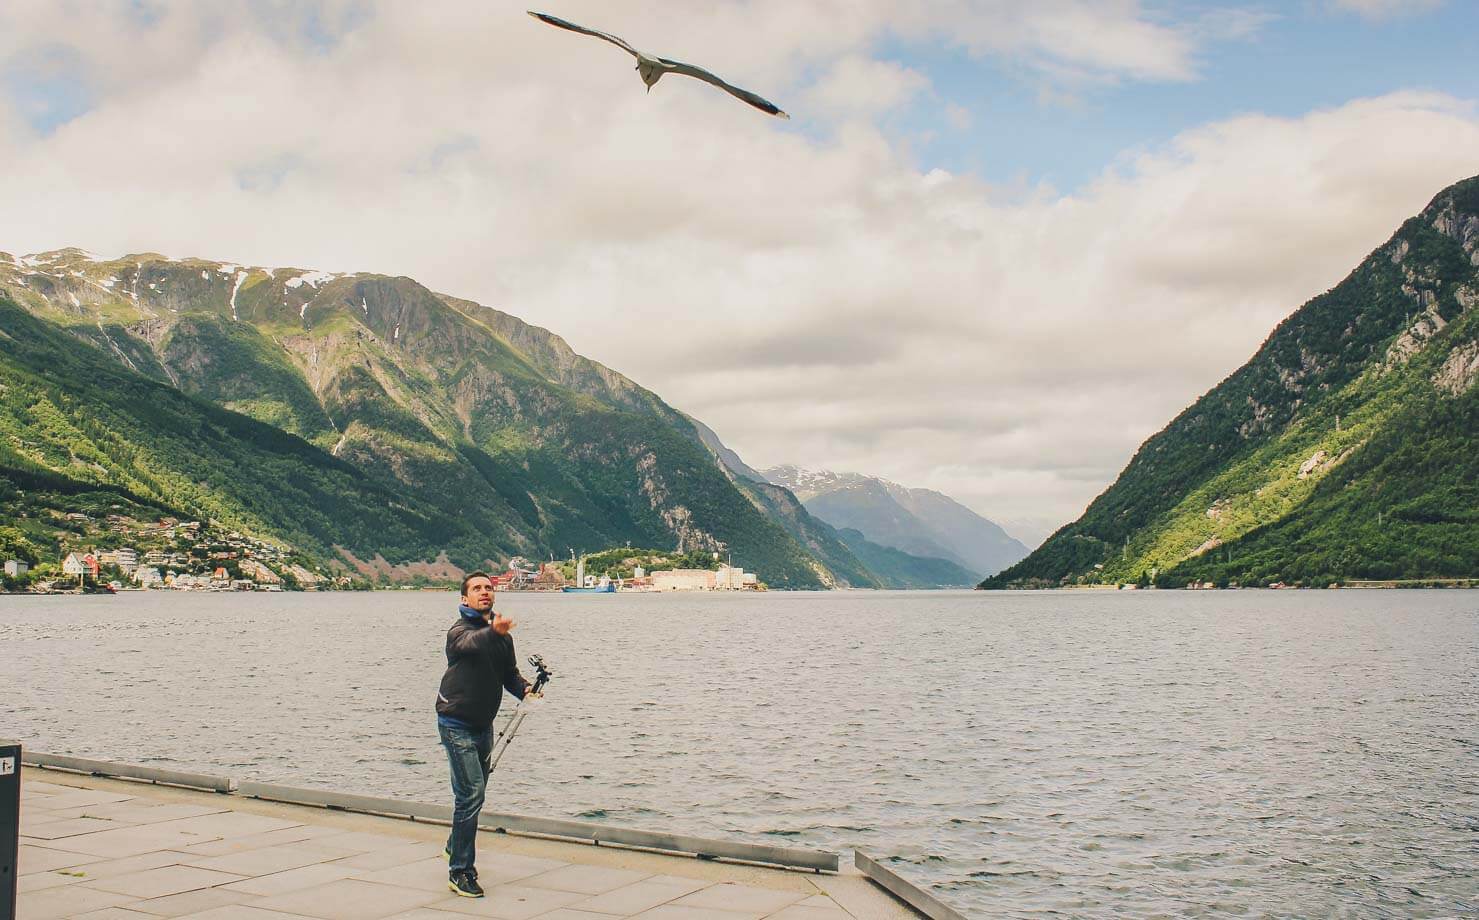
448, 870, 484, 898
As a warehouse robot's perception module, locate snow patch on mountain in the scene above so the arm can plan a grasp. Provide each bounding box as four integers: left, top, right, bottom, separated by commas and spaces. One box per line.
285, 270, 337, 289
230, 270, 247, 321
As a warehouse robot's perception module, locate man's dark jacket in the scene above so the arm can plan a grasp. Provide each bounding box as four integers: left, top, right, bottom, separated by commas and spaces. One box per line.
436, 608, 528, 727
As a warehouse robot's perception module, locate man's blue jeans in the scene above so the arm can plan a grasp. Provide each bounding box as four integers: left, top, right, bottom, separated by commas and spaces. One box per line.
439, 721, 492, 874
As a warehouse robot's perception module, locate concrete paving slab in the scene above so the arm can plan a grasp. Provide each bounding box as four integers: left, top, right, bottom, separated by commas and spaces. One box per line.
258, 838, 373, 861
79, 800, 232, 824
47, 848, 193, 882
669, 881, 807, 914
187, 843, 344, 877
328, 840, 442, 870
811, 875, 920, 920
220, 862, 361, 897
19, 767, 921, 920
642, 874, 714, 890
126, 886, 255, 917
23, 816, 128, 838
251, 877, 445, 919
29, 824, 219, 858
627, 905, 763, 920
24, 779, 81, 795
19, 842, 104, 873
347, 855, 455, 892
31, 789, 138, 809
147, 812, 305, 839
470, 852, 571, 885
566, 876, 709, 915
24, 804, 100, 821
177, 825, 359, 858
19, 868, 92, 893
425, 883, 588, 919
70, 908, 159, 919
170, 907, 324, 920
294, 830, 426, 853
768, 905, 856, 920
519, 864, 653, 896
84, 864, 249, 899
17, 884, 140, 920
21, 810, 68, 833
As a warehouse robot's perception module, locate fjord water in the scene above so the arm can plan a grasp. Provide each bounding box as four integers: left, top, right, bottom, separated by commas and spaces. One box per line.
3, 590, 1475, 917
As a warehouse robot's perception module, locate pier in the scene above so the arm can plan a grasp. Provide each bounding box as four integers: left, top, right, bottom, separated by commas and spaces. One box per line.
15, 760, 959, 920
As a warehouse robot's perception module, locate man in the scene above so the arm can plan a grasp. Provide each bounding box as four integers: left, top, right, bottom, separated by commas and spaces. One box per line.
436, 571, 532, 898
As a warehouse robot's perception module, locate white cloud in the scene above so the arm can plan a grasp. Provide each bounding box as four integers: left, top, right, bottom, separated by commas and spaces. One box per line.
0, 2, 1476, 545
801, 55, 929, 117
878, 1, 1193, 84
1327, 0, 1444, 20
943, 103, 972, 130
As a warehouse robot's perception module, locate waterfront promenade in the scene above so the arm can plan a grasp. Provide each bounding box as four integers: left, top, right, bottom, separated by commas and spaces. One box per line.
17, 768, 922, 920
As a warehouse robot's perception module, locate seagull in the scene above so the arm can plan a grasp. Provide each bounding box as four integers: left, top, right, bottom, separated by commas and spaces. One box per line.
528, 11, 789, 119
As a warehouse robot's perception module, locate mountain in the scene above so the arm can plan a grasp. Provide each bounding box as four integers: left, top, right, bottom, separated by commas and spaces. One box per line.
725, 477, 881, 588
0, 250, 847, 587
831, 529, 979, 588
686, 414, 977, 587
685, 414, 767, 482
763, 465, 1029, 577
983, 175, 1479, 589
0, 297, 478, 569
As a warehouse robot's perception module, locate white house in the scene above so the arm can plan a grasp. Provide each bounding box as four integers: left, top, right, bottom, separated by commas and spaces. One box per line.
133, 566, 162, 586
62, 552, 97, 578
4, 560, 28, 578
652, 569, 717, 591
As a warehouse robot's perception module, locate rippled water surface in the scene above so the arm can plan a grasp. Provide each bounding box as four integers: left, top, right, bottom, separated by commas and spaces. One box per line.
2, 589, 1476, 917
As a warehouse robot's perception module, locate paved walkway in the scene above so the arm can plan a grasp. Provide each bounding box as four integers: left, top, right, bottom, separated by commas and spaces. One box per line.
17, 768, 918, 920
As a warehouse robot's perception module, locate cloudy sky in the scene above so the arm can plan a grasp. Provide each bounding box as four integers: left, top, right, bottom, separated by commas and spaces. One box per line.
3, 0, 1477, 545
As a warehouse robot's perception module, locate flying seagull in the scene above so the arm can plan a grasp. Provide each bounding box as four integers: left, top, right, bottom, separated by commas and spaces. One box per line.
528, 11, 789, 119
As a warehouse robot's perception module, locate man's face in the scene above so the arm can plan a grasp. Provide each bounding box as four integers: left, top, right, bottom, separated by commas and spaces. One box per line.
462, 577, 495, 612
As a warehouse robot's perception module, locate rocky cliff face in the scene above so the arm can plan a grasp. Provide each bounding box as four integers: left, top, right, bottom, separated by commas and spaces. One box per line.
984, 174, 1479, 588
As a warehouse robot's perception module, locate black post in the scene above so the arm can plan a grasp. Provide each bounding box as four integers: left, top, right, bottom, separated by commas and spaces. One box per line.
0, 740, 18, 920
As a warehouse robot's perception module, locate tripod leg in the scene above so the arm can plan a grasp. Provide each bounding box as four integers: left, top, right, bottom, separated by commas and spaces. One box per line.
487, 710, 526, 774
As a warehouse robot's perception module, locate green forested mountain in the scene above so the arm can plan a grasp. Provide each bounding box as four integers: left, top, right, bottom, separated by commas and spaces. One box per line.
984, 175, 1479, 588
0, 297, 479, 566
0, 253, 853, 587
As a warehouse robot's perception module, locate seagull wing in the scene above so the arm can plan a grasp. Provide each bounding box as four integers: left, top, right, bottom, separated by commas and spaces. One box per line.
657, 57, 790, 119
527, 11, 640, 59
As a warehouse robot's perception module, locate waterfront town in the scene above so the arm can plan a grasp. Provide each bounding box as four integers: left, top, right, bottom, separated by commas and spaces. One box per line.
495, 555, 761, 592
0, 511, 333, 593
1, 507, 763, 594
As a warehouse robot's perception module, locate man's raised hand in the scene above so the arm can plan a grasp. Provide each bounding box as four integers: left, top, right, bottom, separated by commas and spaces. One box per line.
488, 611, 515, 635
